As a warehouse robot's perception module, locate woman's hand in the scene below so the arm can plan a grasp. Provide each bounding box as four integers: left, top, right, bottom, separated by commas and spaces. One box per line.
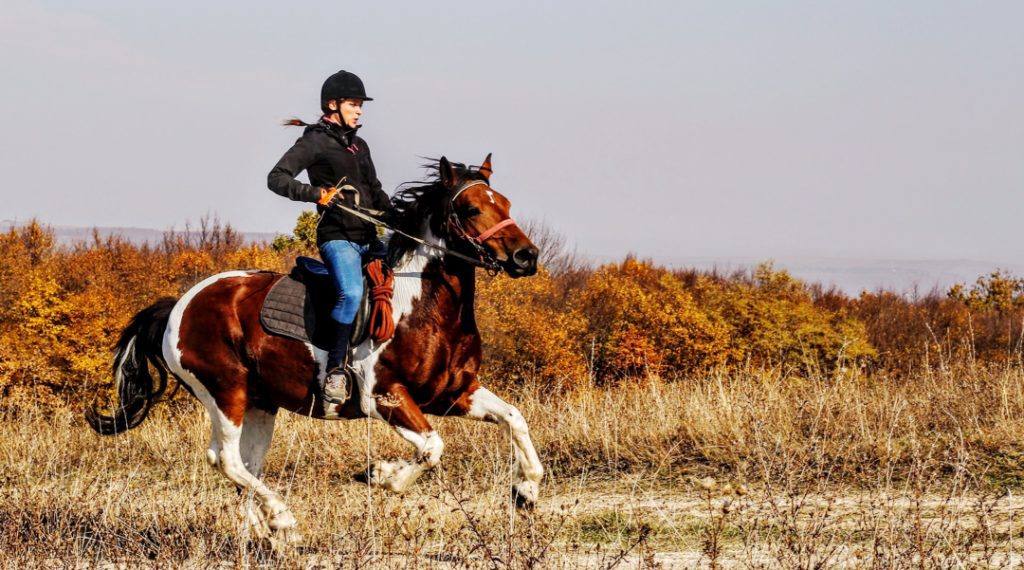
318, 187, 343, 206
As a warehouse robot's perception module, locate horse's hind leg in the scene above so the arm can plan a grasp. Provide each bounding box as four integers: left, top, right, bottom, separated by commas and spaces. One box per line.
214, 406, 298, 538
240, 407, 277, 477
454, 385, 544, 508
237, 407, 280, 536
175, 368, 299, 540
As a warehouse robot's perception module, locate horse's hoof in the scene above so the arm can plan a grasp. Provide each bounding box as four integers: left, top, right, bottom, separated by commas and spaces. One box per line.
512, 489, 535, 510
361, 460, 401, 488
268, 509, 298, 531
512, 482, 538, 510
269, 527, 304, 553
352, 460, 385, 483
353, 461, 384, 485
354, 460, 421, 493
240, 513, 269, 539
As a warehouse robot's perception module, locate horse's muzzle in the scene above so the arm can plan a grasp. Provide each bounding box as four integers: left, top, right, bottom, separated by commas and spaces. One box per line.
509, 246, 539, 277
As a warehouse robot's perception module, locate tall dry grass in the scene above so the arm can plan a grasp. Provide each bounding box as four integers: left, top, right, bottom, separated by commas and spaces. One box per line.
3, 363, 1024, 567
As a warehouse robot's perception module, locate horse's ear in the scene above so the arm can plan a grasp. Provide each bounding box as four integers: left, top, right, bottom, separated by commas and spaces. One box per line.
439, 156, 456, 188
479, 153, 493, 181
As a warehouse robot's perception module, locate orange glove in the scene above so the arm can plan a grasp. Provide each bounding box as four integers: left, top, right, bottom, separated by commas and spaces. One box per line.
318, 187, 342, 206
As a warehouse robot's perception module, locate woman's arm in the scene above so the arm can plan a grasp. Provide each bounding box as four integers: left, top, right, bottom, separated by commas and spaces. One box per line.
267, 134, 322, 203
360, 142, 392, 214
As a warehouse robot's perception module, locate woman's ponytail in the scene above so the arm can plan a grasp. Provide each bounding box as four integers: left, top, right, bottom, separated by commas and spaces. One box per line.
283, 118, 313, 127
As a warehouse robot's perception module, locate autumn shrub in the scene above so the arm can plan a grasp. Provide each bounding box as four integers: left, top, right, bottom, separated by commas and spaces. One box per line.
851, 271, 1024, 374
948, 271, 1024, 363
270, 210, 320, 256
0, 224, 60, 400
576, 257, 732, 380
853, 290, 966, 372
475, 268, 588, 385
688, 262, 876, 373
0, 221, 279, 408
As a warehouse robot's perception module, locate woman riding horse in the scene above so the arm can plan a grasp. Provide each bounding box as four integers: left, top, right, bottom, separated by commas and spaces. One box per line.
267, 70, 390, 405
87, 155, 543, 543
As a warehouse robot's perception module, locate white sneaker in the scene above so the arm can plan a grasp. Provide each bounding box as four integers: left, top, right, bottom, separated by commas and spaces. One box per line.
322, 369, 350, 405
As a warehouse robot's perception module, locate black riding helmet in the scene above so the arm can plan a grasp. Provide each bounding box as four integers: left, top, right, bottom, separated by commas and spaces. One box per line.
321, 70, 373, 112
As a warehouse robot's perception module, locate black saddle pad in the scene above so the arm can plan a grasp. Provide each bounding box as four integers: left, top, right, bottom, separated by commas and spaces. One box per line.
259, 257, 370, 349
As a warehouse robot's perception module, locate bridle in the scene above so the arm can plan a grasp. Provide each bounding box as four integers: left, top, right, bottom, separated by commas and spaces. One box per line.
445, 180, 520, 269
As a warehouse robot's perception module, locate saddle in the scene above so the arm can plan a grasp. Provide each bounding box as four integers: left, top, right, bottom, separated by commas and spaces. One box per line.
259, 256, 395, 349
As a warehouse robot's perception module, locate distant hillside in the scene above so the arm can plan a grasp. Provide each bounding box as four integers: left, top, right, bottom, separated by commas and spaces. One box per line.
652, 256, 1024, 296
3, 223, 277, 247
7, 222, 1021, 296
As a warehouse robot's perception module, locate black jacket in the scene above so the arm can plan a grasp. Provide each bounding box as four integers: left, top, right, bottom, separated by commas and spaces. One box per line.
267, 119, 391, 245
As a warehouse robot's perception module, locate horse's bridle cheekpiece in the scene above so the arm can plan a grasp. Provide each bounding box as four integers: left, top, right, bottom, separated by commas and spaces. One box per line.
446, 180, 520, 270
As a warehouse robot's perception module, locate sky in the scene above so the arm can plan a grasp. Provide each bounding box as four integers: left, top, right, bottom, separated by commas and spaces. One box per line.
2, 0, 1022, 264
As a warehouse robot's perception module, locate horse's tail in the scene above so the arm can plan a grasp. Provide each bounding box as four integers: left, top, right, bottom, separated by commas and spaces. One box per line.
86, 297, 178, 435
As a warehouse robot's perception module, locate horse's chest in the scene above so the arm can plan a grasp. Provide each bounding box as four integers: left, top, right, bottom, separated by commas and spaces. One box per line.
377, 326, 480, 396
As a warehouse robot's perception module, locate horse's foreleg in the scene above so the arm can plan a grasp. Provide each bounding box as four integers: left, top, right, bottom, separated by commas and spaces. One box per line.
457, 386, 543, 507
366, 383, 444, 493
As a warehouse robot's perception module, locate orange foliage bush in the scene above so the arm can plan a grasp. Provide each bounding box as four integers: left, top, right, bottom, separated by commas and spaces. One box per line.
689, 263, 876, 373
577, 258, 731, 380
2, 215, 1023, 407
0, 221, 281, 408
476, 268, 588, 384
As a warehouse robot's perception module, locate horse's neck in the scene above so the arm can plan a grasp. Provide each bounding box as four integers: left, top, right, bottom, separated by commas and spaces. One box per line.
391, 226, 476, 328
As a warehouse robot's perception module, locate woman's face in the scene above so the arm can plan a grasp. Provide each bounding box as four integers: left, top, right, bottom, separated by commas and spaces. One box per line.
337, 98, 363, 128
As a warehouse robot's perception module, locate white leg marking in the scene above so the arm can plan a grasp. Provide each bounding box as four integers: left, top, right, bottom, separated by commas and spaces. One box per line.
369, 429, 444, 493
468, 387, 544, 504
206, 419, 222, 467
239, 408, 277, 477
217, 418, 296, 531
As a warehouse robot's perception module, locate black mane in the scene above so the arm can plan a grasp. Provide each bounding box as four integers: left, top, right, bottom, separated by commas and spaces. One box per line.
387, 159, 488, 265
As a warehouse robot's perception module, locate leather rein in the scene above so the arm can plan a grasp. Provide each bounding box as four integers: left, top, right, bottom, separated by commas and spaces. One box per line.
328, 180, 518, 273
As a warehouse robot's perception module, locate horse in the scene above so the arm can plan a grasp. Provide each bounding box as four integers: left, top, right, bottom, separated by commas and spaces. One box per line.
86, 155, 543, 542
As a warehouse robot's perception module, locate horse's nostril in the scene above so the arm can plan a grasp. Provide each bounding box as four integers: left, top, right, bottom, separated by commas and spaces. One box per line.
513, 247, 538, 270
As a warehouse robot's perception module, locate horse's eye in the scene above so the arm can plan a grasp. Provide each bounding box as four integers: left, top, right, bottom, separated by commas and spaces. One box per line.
460, 207, 481, 218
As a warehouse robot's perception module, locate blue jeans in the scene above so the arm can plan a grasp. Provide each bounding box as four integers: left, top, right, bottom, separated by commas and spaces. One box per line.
319, 240, 368, 325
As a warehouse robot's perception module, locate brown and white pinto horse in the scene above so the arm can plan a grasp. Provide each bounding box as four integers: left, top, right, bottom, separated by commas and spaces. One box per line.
87, 155, 542, 541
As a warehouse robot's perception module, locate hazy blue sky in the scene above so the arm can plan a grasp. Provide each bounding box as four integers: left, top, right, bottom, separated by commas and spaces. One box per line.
2, 0, 1022, 263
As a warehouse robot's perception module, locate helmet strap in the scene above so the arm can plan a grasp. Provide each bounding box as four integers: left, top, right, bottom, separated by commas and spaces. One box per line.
324, 100, 344, 126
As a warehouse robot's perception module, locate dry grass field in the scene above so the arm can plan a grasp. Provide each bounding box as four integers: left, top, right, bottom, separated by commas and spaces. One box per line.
4, 364, 1024, 568
4, 222, 1024, 567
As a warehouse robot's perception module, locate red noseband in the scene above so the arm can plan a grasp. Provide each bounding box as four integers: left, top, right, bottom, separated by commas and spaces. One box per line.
474, 217, 518, 243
